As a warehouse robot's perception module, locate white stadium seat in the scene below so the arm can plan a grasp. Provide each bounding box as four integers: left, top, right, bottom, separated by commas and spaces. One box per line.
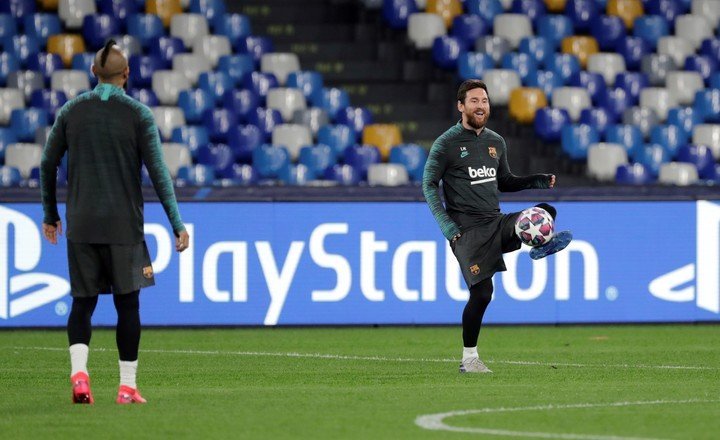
674, 14, 712, 50
272, 124, 313, 161
658, 162, 699, 186
260, 53, 301, 86
665, 71, 704, 106
692, 124, 720, 159
266, 88, 307, 122
482, 69, 521, 105
367, 163, 410, 186
161, 143, 192, 178
152, 71, 191, 106
493, 14, 533, 49
172, 54, 212, 86
170, 13, 209, 49
0, 88, 25, 125
587, 143, 628, 182
587, 53, 626, 86
552, 87, 592, 121
193, 35, 232, 68
152, 106, 186, 141
5, 143, 43, 178
51, 70, 90, 100
639, 87, 678, 122
408, 13, 446, 49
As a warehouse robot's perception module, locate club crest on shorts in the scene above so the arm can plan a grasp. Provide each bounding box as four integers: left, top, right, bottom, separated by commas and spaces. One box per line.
469, 264, 480, 275
460, 146, 469, 158
488, 146, 497, 159
142, 266, 154, 279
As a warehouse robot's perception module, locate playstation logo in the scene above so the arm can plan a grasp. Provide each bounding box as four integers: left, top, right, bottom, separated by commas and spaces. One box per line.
649, 201, 720, 314
0, 206, 70, 319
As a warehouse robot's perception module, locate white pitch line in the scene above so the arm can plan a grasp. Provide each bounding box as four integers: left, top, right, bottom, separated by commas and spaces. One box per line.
415, 399, 720, 440
7, 346, 718, 371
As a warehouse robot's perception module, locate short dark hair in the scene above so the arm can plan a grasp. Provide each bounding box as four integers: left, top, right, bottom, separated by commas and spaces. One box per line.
457, 79, 488, 103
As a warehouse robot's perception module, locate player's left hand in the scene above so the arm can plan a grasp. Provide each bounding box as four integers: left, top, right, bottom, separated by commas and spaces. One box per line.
548, 175, 556, 188
42, 221, 63, 244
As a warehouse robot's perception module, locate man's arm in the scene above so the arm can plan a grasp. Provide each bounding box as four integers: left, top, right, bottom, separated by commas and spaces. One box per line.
496, 138, 554, 192
422, 139, 461, 241
40, 109, 67, 229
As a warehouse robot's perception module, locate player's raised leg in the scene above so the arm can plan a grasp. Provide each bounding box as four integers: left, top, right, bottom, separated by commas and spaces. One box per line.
525, 203, 573, 260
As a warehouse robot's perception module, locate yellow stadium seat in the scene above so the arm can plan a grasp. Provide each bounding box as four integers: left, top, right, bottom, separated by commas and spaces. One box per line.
47, 34, 86, 67
426, 0, 463, 29
39, 0, 59, 10
561, 36, 599, 69
508, 88, 548, 124
147, 0, 183, 27
607, 0, 644, 29
544, 0, 567, 12
362, 124, 403, 160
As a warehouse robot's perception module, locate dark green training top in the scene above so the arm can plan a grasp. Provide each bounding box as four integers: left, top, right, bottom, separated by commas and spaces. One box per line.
41, 83, 184, 244
422, 122, 551, 240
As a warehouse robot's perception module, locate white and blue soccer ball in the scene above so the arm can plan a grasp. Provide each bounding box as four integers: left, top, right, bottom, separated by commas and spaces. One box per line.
515, 207, 554, 247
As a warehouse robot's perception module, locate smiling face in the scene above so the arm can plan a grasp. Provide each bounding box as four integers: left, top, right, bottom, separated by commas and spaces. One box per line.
458, 87, 490, 131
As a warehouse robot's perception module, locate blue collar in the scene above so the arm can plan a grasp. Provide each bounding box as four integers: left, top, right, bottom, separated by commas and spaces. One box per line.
94, 83, 125, 101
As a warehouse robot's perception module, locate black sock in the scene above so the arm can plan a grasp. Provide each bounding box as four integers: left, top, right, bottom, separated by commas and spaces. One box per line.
462, 278, 494, 347
535, 203, 557, 221
114, 291, 141, 361
68, 296, 99, 346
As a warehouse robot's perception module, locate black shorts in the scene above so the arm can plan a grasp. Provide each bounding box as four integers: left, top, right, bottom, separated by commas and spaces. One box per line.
450, 212, 522, 288
67, 240, 155, 297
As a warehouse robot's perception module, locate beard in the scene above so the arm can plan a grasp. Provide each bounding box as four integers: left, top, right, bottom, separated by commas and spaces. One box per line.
465, 110, 488, 130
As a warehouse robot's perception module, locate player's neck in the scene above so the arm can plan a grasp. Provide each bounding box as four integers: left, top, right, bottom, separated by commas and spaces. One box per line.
461, 119, 485, 135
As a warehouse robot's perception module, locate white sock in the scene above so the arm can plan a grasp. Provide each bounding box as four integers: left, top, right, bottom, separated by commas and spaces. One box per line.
119, 360, 138, 389
69, 344, 89, 377
463, 346, 478, 361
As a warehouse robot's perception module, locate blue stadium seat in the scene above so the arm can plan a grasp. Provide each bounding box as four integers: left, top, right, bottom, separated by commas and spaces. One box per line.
238, 36, 274, 63
0, 53, 20, 86
178, 89, 213, 125
198, 71, 233, 105
0, 165, 21, 187
278, 164, 313, 186
533, 107, 571, 142
565, 0, 598, 32
511, 0, 547, 26
561, 123, 600, 159
98, 0, 139, 22
10, 108, 48, 141
71, 52, 97, 86
547, 53, 581, 84
149, 36, 185, 69
176, 164, 215, 186
519, 37, 553, 67
189, 0, 227, 30
342, 144, 381, 180
614, 72, 649, 105
569, 71, 607, 105
127, 88, 159, 107
700, 38, 720, 61
128, 54, 163, 88
217, 54, 254, 86
227, 124, 263, 163
634, 143, 669, 176
317, 124, 357, 159
27, 53, 64, 85
590, 15, 626, 51
0, 14, 17, 42
501, 53, 538, 83
617, 36, 652, 71
4, 34, 40, 68
537, 14, 574, 49
633, 15, 669, 49
451, 14, 490, 48
252, 144, 290, 179
645, 0, 683, 25
82, 14, 121, 50
30, 89, 67, 121
324, 164, 360, 186
217, 163, 257, 185
615, 163, 653, 184
247, 107, 283, 141
196, 143, 235, 176
241, 72, 279, 104
457, 52, 495, 81
667, 106, 702, 137
606, 124, 644, 157
466, 0, 503, 24
693, 89, 720, 123
24, 14, 61, 47
203, 107, 239, 143
311, 87, 350, 121
0, 127, 17, 161
579, 107, 613, 137
676, 144, 716, 179
649, 124, 689, 158
171, 125, 210, 159
711, 72, 720, 89
0, 0, 35, 27
382, 0, 418, 29
299, 144, 335, 179
525, 70, 563, 97
286, 71, 324, 103
598, 87, 633, 121
684, 55, 717, 87
336, 107, 373, 136
214, 13, 251, 41
389, 144, 427, 182
432, 36, 466, 70
222, 89, 259, 123
127, 14, 164, 49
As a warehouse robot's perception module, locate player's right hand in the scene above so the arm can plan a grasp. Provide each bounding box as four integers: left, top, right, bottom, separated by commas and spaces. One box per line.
42, 221, 63, 245
176, 230, 190, 252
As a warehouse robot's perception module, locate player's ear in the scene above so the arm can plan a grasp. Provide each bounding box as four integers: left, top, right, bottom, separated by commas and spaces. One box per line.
90, 64, 97, 78
457, 100, 464, 112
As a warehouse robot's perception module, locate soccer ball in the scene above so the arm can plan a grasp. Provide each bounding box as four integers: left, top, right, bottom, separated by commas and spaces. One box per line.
514, 207, 554, 247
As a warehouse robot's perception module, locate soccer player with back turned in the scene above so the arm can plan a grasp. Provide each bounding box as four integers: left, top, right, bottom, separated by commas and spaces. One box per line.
422, 79, 572, 373
40, 40, 190, 403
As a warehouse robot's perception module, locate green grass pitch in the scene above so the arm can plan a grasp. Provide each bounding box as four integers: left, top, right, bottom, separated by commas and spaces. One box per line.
1, 325, 718, 439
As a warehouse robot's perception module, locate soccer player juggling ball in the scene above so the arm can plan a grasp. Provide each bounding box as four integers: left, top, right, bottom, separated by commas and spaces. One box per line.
41, 40, 190, 403
422, 79, 572, 374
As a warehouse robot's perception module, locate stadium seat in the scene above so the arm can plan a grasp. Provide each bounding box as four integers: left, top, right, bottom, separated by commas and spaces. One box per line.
197, 71, 232, 105
169, 13, 208, 49
615, 72, 649, 104
650, 124, 688, 158
615, 163, 653, 184
177, 89, 213, 124
494, 14, 533, 49
700, 38, 720, 62
172, 54, 210, 87
59, 0, 96, 29
466, 0, 504, 24
286, 71, 323, 103
432, 36, 466, 70
222, 88, 259, 122
693, 124, 720, 158
458, 52, 495, 80
278, 164, 313, 186
34, 126, 52, 146
146, 0, 182, 27
226, 124, 262, 163
176, 163, 215, 186
24, 13, 61, 47
616, 36, 651, 71
622, 107, 659, 138
606, 123, 644, 156
482, 70, 521, 105
0, 88, 24, 125
560, 36, 598, 69
634, 143, 669, 176
692, 0, 720, 29
657, 36, 694, 69
298, 144, 335, 179
693, 89, 720, 123
318, 124, 357, 159
170, 125, 209, 159
551, 87, 591, 121
149, 36, 186, 68
151, 70, 190, 105
587, 53, 626, 86
292, 108, 329, 138
565, 0, 598, 32
389, 144, 427, 182
214, 13, 252, 43
189, 0, 226, 28
266, 88, 306, 122
161, 142, 192, 178
633, 15, 669, 49
111, 34, 143, 57
665, 71, 704, 106
324, 164, 360, 186
336, 107, 374, 136
607, 0, 644, 29
568, 71, 606, 104
0, 165, 21, 187
98, 0, 139, 21
0, 0, 36, 23
46, 34, 86, 68
590, 15, 627, 51
547, 53, 581, 84
501, 53, 538, 83
0, 53, 20, 87
30, 89, 67, 121
534, 107, 571, 141
426, 0, 463, 28
217, 54, 254, 86
684, 55, 717, 87
518, 36, 552, 67
561, 123, 600, 159
451, 14, 490, 48
367, 163, 409, 186
50, 70, 90, 100
383, 0, 418, 29
252, 143, 290, 179
658, 162, 699, 185
247, 107, 283, 141
260, 53, 300, 86
70, 52, 96, 86
4, 143, 42, 177
711, 73, 720, 89
639, 87, 677, 121
129, 86, 158, 108
509, 87, 547, 124
646, 0, 683, 24
81, 14, 120, 50
362, 124, 402, 160
152, 106, 186, 140
127, 14, 165, 48
0, 127, 17, 160
238, 36, 274, 63
203, 108, 238, 143
217, 162, 257, 186
271, 124, 313, 162
242, 72, 279, 104
8, 71, 45, 102
129, 54, 163, 88
527, 70, 563, 97
641, 54, 677, 87
511, 0, 547, 25
0, 13, 17, 42
675, 14, 712, 50
343, 144, 381, 180
27, 53, 63, 85
407, 13, 446, 49
587, 142, 628, 181
196, 142, 234, 176
676, 143, 716, 179
668, 106, 702, 137
4, 35, 40, 69
579, 107, 613, 137
191, 35, 231, 69
537, 15, 574, 49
